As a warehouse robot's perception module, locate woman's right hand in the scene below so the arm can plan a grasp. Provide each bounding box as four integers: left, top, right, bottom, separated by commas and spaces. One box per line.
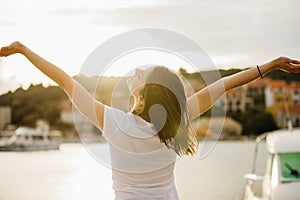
1, 40, 105, 130
0, 41, 24, 57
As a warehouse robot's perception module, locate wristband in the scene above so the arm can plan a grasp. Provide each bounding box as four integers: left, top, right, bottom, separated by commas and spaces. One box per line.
257, 65, 263, 79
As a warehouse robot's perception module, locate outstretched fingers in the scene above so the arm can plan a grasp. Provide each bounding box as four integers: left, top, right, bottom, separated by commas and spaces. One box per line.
286, 59, 300, 73
275, 57, 300, 73
287, 58, 300, 64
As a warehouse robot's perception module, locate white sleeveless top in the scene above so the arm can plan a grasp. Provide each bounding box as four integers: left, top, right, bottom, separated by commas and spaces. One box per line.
103, 106, 178, 200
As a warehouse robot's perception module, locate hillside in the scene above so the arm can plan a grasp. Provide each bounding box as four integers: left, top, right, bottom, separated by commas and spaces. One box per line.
0, 68, 297, 135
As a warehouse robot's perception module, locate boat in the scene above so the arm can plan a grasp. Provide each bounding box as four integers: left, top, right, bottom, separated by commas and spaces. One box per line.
0, 126, 63, 151
243, 128, 300, 200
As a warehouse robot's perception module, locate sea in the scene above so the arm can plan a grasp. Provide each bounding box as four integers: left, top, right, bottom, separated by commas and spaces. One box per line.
0, 141, 268, 200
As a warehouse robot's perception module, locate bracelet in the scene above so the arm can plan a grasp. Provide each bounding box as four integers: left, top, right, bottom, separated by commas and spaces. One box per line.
257, 65, 263, 79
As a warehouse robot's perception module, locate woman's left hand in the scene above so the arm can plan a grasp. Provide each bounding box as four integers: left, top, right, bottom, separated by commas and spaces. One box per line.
272, 56, 300, 73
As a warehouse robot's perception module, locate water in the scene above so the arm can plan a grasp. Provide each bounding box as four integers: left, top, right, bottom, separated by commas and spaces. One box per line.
0, 141, 268, 200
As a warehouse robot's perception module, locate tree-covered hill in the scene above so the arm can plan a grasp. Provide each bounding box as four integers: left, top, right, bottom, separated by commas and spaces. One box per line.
0, 84, 67, 127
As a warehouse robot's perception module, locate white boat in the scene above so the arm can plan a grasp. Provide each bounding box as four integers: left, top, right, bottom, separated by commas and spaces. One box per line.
0, 126, 63, 151
243, 128, 300, 200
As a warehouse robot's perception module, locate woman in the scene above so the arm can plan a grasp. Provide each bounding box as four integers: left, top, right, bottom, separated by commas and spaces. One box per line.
0, 41, 299, 199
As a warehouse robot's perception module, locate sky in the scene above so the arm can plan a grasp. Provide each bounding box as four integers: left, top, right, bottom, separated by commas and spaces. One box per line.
0, 0, 300, 94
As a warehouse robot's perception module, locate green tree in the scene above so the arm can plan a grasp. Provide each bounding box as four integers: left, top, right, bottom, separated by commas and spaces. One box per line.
0, 84, 67, 127
228, 108, 277, 136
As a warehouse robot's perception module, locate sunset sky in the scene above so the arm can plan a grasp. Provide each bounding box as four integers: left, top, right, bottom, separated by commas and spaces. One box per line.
0, 0, 299, 94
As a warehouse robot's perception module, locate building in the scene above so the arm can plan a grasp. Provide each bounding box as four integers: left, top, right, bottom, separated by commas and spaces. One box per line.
247, 78, 266, 106
60, 100, 103, 142
289, 82, 300, 105
265, 79, 300, 128
227, 87, 249, 112
247, 78, 266, 96
265, 79, 293, 114
215, 86, 251, 113
276, 105, 300, 128
0, 106, 11, 130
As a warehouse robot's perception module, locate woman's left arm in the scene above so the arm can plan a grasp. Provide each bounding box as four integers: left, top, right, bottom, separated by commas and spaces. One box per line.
187, 57, 300, 119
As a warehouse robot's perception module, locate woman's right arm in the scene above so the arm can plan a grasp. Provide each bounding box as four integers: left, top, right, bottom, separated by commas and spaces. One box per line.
0, 41, 104, 130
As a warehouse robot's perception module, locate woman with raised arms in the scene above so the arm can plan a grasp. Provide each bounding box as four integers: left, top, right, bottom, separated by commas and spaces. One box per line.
1, 41, 299, 199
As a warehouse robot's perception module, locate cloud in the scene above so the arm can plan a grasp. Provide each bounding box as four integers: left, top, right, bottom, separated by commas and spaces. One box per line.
0, 0, 299, 91
87, 0, 300, 63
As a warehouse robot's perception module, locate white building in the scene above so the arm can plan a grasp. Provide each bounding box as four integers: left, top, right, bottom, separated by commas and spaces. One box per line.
60, 100, 103, 142
0, 106, 11, 130
216, 86, 251, 113
290, 82, 300, 105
